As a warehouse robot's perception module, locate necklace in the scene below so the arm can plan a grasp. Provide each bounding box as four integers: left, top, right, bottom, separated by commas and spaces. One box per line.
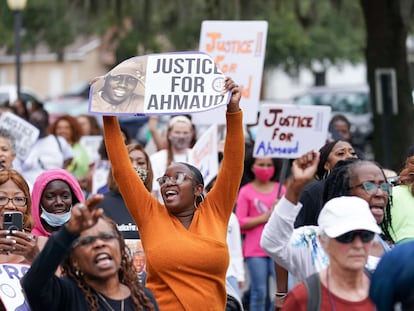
96, 292, 125, 311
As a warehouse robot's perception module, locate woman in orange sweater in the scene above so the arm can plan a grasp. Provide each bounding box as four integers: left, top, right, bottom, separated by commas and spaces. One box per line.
103, 77, 244, 310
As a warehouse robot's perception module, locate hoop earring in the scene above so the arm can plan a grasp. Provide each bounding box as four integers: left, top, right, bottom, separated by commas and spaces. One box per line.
323, 169, 331, 180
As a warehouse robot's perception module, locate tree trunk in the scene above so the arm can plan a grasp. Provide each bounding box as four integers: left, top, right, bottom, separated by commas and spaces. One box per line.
360, 0, 414, 172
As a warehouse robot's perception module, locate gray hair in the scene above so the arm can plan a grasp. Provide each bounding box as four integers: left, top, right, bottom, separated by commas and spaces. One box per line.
0, 128, 16, 154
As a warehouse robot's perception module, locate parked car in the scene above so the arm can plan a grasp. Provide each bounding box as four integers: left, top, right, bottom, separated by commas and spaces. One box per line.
43, 96, 90, 124
292, 85, 373, 148
0, 84, 42, 106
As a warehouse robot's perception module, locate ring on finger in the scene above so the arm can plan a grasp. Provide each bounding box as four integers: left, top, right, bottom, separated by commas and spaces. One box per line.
78, 203, 86, 209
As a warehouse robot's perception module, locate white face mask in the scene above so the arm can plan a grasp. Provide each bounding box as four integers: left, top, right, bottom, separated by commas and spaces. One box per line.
40, 205, 72, 227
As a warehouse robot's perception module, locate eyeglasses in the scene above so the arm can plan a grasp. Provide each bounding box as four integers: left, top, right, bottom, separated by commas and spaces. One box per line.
157, 172, 193, 187
0, 196, 27, 207
351, 181, 391, 196
335, 230, 376, 244
72, 232, 117, 249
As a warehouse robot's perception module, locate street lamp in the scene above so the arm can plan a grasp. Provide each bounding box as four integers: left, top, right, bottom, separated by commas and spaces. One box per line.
7, 0, 27, 101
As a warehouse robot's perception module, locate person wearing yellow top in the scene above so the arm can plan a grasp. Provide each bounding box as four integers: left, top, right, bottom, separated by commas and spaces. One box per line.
103, 77, 244, 310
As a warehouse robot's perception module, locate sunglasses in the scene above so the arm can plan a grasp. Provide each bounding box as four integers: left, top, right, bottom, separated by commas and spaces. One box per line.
157, 172, 193, 187
335, 230, 376, 244
72, 231, 117, 249
351, 181, 391, 196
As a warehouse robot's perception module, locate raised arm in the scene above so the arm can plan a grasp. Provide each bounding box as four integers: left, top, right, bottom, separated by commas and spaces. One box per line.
103, 115, 157, 227
22, 195, 103, 310
260, 151, 320, 280
207, 77, 244, 218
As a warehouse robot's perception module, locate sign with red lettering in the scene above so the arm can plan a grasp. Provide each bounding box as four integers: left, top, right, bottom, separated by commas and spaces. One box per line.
193, 20, 268, 125
253, 104, 331, 159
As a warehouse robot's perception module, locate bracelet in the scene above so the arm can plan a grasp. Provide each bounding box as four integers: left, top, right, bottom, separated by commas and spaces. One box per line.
274, 292, 287, 298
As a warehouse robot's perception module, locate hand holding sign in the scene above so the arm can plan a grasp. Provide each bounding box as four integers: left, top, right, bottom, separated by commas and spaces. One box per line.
89, 52, 231, 116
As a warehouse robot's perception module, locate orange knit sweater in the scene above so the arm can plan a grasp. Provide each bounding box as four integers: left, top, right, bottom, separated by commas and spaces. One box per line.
103, 111, 244, 310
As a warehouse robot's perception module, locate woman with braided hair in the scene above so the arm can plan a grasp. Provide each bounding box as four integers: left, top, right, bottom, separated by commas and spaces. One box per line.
261, 153, 393, 286
21, 195, 159, 311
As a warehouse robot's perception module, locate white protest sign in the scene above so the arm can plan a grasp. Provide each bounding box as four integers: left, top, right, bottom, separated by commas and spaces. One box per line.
89, 52, 230, 116
79, 135, 103, 163
92, 160, 110, 194
0, 263, 31, 310
0, 112, 39, 160
189, 123, 218, 187
194, 20, 268, 125
253, 104, 331, 159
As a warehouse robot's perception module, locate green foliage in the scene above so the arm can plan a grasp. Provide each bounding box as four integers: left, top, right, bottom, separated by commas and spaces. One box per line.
0, 0, 365, 71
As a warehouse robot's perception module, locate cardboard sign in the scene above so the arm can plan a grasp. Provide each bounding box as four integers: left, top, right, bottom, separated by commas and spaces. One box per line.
189, 123, 218, 187
253, 104, 331, 159
0, 112, 39, 160
0, 263, 30, 310
89, 52, 230, 116
193, 20, 268, 125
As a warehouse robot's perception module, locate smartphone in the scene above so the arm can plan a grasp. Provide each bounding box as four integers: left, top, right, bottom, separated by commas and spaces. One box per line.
3, 211, 23, 231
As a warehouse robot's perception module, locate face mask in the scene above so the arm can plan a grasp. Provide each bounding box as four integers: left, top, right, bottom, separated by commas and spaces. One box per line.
169, 135, 192, 151
249, 126, 258, 141
40, 206, 71, 227
253, 166, 275, 182
134, 166, 148, 183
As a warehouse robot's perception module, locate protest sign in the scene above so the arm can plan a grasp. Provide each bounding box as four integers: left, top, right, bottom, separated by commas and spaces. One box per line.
0, 263, 30, 310
253, 104, 331, 159
189, 123, 218, 187
92, 159, 110, 194
79, 135, 103, 163
89, 52, 230, 116
193, 20, 268, 125
0, 112, 39, 160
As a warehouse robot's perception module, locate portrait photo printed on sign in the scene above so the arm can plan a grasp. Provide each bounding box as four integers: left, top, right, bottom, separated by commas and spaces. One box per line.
89, 52, 230, 116
90, 56, 147, 115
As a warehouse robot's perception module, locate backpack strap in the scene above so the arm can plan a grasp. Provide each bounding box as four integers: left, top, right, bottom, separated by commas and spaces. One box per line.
304, 272, 321, 311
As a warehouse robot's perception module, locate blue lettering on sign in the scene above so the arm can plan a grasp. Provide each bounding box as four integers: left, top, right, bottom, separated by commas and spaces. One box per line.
255, 141, 299, 156
0, 264, 29, 280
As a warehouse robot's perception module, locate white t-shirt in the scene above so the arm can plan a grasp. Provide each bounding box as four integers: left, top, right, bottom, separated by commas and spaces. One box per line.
14, 135, 73, 185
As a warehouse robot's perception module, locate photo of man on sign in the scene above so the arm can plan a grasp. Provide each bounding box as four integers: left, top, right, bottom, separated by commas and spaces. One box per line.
90, 56, 147, 114
89, 52, 230, 116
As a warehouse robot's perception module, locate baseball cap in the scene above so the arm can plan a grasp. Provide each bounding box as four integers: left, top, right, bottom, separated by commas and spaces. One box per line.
318, 196, 381, 238
109, 56, 147, 79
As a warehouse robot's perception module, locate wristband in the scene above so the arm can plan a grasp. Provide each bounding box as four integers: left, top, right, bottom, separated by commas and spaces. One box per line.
275, 292, 287, 299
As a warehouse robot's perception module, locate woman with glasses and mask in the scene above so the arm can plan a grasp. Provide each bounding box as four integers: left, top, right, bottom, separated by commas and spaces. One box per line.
102, 78, 243, 310
31, 168, 84, 237
0, 169, 40, 264
21, 196, 159, 311
260, 152, 393, 287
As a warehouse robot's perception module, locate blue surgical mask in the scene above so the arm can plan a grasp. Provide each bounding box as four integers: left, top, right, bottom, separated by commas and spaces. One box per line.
249, 126, 258, 141
40, 205, 72, 227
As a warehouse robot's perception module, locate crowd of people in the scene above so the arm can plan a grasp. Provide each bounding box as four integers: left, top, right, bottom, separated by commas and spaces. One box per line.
0, 76, 413, 311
